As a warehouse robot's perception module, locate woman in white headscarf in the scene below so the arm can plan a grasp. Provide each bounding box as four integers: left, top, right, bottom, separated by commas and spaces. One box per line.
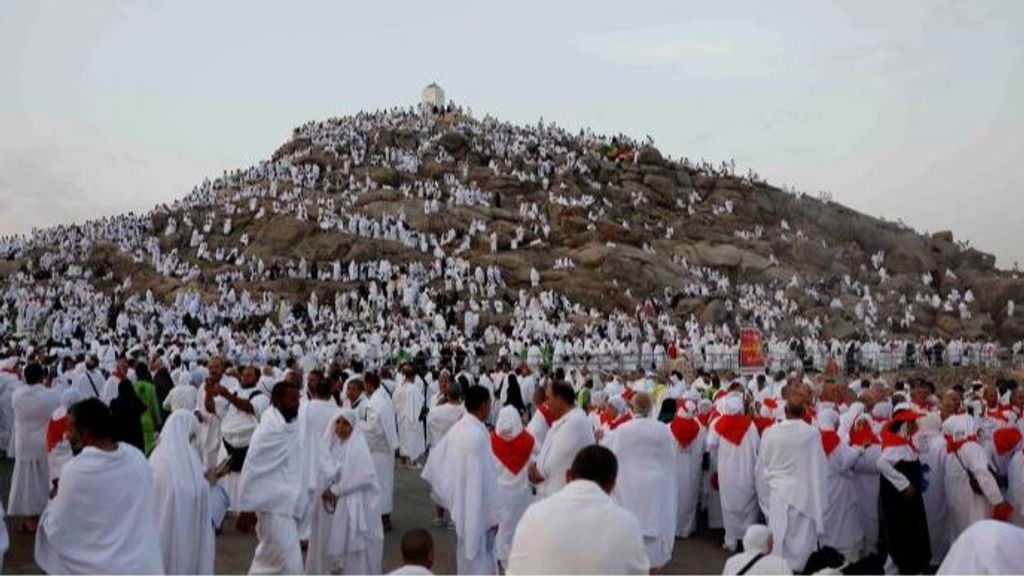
490, 406, 534, 568
306, 408, 384, 575
149, 410, 215, 574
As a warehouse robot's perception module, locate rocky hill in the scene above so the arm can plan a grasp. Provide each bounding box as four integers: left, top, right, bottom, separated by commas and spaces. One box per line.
4, 104, 1024, 344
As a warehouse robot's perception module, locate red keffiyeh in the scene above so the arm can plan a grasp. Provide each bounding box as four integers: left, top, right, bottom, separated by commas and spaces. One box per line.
945, 433, 978, 454
754, 416, 776, 435
849, 421, 879, 447
993, 427, 1023, 456
714, 414, 753, 446
670, 417, 700, 448
537, 403, 556, 426
880, 426, 916, 452
608, 412, 632, 431
46, 414, 69, 453
820, 429, 840, 456
491, 430, 535, 475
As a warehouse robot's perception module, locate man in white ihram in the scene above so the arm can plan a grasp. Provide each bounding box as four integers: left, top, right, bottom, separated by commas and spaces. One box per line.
508, 444, 649, 574
755, 387, 827, 573
422, 385, 500, 574
237, 381, 306, 574
603, 392, 678, 569
528, 382, 595, 498
34, 398, 163, 574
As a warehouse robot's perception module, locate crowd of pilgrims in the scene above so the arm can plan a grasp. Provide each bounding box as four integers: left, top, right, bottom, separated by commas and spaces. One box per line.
1, 105, 1018, 381
0, 335, 1023, 574
1, 105, 1023, 573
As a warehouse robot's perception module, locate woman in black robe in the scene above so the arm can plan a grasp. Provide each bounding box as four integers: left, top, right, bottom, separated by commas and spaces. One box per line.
878, 411, 931, 574
110, 379, 146, 452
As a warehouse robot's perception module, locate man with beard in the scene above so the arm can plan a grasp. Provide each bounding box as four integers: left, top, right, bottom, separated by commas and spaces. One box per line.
237, 381, 306, 574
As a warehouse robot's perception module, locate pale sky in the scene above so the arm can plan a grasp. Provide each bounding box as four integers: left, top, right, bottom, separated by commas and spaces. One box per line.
2, 1, 1022, 266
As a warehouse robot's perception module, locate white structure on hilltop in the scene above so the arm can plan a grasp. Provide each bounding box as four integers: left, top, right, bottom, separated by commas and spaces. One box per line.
421, 83, 445, 112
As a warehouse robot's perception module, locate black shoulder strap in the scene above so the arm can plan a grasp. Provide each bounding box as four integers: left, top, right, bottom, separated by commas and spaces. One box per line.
84, 372, 100, 398
737, 553, 766, 576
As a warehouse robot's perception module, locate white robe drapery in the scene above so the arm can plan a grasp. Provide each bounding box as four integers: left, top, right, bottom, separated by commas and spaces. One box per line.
9, 384, 62, 516
507, 480, 649, 574
756, 419, 827, 573
534, 408, 595, 498
149, 411, 215, 575
422, 413, 500, 575
34, 444, 163, 574
394, 381, 426, 461
306, 409, 384, 575
672, 417, 706, 538
604, 417, 678, 568
298, 398, 341, 540
364, 388, 399, 516
708, 413, 760, 549
237, 406, 305, 575
491, 407, 533, 565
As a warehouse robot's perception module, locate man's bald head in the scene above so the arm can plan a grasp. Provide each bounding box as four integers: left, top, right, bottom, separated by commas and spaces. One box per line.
400, 529, 434, 569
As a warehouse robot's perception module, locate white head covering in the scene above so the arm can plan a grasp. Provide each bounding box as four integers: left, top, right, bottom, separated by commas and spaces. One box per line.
918, 411, 942, 435
743, 524, 773, 555
942, 413, 976, 441
609, 396, 628, 416
817, 408, 840, 431
938, 520, 1024, 575
872, 400, 893, 420
495, 406, 524, 441
717, 394, 744, 416
149, 411, 205, 503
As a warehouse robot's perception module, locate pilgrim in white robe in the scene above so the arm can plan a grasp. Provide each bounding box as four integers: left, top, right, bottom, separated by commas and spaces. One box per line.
757, 418, 827, 573
306, 409, 384, 575
9, 383, 62, 517
534, 407, 595, 498
298, 397, 341, 541
0, 360, 21, 453
34, 444, 163, 574
604, 416, 678, 568
237, 406, 306, 575
1009, 449, 1024, 528
393, 380, 426, 462
944, 417, 1005, 541
422, 413, 500, 575
507, 479, 649, 574
669, 412, 706, 538
819, 430, 864, 561
916, 416, 950, 564
490, 407, 534, 566
938, 520, 1024, 575
426, 402, 464, 448
524, 406, 551, 456
708, 397, 760, 550
364, 387, 399, 517
149, 411, 215, 575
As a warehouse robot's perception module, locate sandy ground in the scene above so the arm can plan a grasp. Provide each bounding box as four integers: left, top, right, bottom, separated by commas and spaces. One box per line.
0, 457, 731, 574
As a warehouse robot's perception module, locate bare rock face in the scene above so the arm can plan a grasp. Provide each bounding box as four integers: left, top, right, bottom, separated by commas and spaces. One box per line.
637, 146, 665, 166
690, 242, 772, 271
